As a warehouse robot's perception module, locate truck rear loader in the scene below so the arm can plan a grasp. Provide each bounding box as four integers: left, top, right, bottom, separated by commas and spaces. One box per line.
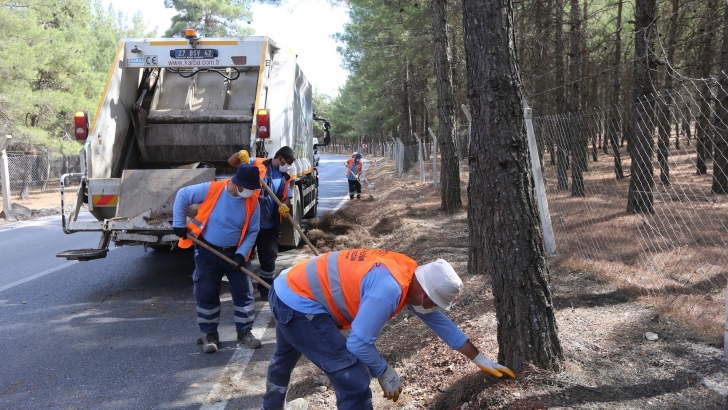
57, 32, 329, 261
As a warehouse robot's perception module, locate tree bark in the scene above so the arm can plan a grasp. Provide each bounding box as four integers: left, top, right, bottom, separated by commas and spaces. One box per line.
432, 0, 462, 211
627, 0, 657, 214
656, 0, 680, 186
608, 0, 625, 179
712, 3, 728, 194
569, 0, 585, 196
463, 0, 563, 371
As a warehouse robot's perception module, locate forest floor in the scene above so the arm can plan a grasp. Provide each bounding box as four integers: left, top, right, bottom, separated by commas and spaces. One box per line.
4, 156, 728, 409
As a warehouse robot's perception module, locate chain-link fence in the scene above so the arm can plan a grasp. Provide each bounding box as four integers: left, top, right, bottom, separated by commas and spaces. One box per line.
532, 77, 728, 327
0, 153, 81, 201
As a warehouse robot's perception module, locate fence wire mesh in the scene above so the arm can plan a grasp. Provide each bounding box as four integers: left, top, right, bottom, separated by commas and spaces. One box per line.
532, 78, 728, 325
0, 153, 81, 203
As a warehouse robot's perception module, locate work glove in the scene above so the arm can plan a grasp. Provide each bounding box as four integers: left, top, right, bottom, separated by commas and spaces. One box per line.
233, 253, 246, 270
278, 204, 290, 218
238, 149, 250, 164
472, 353, 515, 379
377, 364, 402, 402
173, 227, 188, 239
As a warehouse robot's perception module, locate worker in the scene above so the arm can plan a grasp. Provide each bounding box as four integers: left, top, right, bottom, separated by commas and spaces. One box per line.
346, 152, 363, 199
172, 164, 263, 353
261, 249, 515, 410
228, 147, 295, 300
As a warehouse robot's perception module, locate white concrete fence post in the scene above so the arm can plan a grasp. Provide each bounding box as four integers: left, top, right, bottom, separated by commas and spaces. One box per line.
413, 133, 425, 184
524, 108, 556, 255
0, 135, 16, 222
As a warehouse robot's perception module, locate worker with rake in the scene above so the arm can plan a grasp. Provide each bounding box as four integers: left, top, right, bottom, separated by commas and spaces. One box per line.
229, 147, 295, 300
172, 164, 263, 353
261, 249, 514, 410
346, 152, 363, 199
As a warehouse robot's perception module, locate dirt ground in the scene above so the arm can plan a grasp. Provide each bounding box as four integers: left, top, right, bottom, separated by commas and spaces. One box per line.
4, 157, 728, 409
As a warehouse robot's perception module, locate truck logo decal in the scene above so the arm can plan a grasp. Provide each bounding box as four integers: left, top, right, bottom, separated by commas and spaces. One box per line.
127, 57, 144, 65
145, 56, 158, 66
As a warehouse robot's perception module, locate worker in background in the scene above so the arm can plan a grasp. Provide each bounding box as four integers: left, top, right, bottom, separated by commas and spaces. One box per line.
172, 164, 263, 353
261, 249, 515, 410
228, 147, 295, 300
346, 152, 363, 200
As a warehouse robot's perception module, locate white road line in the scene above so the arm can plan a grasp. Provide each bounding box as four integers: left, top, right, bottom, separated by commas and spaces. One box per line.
332, 195, 350, 213
0, 261, 77, 293
199, 306, 274, 410
0, 247, 119, 293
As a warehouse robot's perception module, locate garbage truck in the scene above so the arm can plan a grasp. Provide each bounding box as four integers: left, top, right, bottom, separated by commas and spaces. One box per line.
57, 31, 330, 261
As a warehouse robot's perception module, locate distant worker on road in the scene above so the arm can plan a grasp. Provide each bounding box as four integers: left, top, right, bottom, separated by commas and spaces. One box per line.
172, 164, 263, 353
228, 147, 296, 300
346, 152, 363, 200
261, 249, 514, 410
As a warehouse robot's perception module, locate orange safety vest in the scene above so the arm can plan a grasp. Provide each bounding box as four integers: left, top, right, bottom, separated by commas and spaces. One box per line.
253, 158, 291, 221
346, 158, 362, 178
178, 181, 259, 259
286, 249, 418, 329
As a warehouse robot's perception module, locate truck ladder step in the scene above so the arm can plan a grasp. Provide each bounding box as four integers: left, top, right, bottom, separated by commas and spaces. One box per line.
56, 248, 109, 261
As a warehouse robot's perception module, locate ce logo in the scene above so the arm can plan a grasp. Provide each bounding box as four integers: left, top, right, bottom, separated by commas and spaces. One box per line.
145, 56, 158, 65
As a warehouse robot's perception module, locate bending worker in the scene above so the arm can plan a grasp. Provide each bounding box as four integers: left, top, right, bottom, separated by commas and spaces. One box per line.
172, 164, 263, 353
345, 152, 363, 200
228, 147, 295, 300
262, 248, 514, 410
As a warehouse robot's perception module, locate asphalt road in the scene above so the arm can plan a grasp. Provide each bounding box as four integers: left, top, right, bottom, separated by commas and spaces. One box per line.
0, 153, 353, 409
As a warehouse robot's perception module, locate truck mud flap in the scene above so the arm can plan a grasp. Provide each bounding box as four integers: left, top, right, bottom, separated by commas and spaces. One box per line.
56, 248, 109, 261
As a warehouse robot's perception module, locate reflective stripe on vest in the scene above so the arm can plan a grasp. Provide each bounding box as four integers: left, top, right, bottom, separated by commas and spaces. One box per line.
178, 180, 259, 253
286, 249, 418, 329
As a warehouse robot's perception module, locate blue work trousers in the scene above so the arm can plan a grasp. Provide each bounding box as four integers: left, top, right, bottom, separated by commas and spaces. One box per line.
263, 287, 373, 410
192, 246, 255, 334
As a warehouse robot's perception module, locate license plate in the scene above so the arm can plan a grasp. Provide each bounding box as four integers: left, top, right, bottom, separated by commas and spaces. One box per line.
171, 49, 218, 59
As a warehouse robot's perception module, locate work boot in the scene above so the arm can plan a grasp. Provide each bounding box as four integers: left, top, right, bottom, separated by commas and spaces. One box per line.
203, 332, 219, 354
286, 398, 309, 410
357, 195, 361, 199
237, 329, 262, 349
350, 195, 354, 199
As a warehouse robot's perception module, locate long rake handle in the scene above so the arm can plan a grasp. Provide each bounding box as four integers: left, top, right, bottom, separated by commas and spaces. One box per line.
187, 235, 271, 289
259, 177, 320, 256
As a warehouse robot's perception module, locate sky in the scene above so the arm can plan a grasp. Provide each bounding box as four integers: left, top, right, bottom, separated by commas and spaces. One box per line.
102, 0, 350, 96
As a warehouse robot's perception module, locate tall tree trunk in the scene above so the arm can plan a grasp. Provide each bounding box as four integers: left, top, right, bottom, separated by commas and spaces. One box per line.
656, 0, 680, 186
432, 0, 462, 211
697, 3, 718, 174
713, 2, 728, 194
608, 0, 625, 178
569, 0, 585, 196
463, 0, 563, 372
627, 0, 657, 214
554, 0, 569, 190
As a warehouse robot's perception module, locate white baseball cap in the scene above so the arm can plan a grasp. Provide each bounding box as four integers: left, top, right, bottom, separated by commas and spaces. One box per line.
414, 259, 463, 310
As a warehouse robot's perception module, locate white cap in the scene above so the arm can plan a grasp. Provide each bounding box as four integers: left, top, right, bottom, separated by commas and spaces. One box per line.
414, 259, 462, 310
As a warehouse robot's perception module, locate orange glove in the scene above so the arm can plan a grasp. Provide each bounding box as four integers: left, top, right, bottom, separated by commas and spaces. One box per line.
278, 204, 290, 218
472, 353, 515, 378
377, 364, 402, 402
238, 149, 250, 164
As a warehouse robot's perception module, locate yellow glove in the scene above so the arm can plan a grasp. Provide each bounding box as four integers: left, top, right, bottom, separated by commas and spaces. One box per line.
278, 204, 290, 218
238, 149, 250, 164
377, 364, 402, 402
472, 353, 515, 378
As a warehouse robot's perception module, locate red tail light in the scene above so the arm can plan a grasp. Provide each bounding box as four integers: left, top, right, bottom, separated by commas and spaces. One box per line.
74, 111, 88, 141
257, 109, 270, 139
